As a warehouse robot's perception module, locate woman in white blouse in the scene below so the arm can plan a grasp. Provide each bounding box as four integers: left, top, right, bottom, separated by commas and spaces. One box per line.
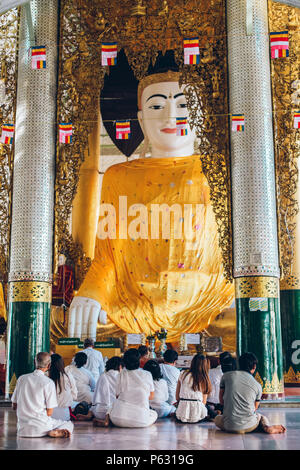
92, 356, 123, 426
143, 360, 176, 418
48, 354, 78, 421
109, 348, 158, 428
65, 352, 96, 404
175, 354, 211, 423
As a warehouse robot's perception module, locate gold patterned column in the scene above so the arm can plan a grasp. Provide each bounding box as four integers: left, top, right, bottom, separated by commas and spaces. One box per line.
235, 277, 284, 397
269, 0, 300, 387
6, 0, 58, 395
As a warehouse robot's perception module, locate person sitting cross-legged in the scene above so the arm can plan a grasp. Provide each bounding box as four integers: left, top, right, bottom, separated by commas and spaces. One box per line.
175, 354, 212, 423
109, 348, 158, 428
92, 356, 123, 427
11, 352, 73, 438
214, 352, 286, 434
138, 345, 150, 369
48, 353, 78, 422
160, 349, 180, 406
65, 352, 95, 405
144, 359, 176, 418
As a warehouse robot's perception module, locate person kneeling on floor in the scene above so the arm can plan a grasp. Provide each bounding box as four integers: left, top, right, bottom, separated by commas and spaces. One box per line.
11, 352, 73, 438
214, 352, 286, 434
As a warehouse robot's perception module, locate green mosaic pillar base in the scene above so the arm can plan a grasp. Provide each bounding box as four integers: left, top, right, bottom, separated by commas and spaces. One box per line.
5, 282, 52, 396
235, 277, 284, 400
280, 289, 300, 386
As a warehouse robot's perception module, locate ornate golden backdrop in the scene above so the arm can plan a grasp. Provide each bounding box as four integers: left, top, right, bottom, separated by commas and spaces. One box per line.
0, 8, 19, 287
54, 0, 233, 287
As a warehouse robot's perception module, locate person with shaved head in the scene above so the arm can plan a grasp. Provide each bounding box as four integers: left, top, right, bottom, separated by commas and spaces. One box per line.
11, 352, 74, 438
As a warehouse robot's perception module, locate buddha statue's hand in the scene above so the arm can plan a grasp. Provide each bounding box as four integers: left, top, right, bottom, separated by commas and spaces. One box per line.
67, 296, 107, 341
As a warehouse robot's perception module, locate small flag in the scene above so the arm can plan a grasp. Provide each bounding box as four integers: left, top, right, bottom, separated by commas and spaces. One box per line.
270, 31, 289, 59
232, 114, 245, 132
101, 42, 117, 66
0, 123, 14, 144
294, 111, 300, 129
183, 38, 200, 65
116, 120, 130, 140
249, 298, 268, 312
59, 123, 72, 143
31, 46, 46, 69
176, 117, 188, 136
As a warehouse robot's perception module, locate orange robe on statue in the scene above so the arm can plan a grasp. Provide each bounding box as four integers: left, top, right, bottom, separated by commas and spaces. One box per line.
77, 155, 234, 341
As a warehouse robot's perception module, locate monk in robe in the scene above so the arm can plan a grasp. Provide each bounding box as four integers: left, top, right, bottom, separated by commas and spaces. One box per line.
68, 71, 234, 341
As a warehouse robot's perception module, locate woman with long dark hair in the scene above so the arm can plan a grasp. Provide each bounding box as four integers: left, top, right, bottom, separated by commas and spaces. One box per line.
49, 354, 78, 421
175, 354, 211, 423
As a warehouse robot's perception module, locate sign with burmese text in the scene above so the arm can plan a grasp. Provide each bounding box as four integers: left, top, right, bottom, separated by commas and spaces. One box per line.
185, 333, 200, 345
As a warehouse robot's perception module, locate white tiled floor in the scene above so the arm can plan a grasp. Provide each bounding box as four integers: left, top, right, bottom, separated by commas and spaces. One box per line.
0, 407, 299, 450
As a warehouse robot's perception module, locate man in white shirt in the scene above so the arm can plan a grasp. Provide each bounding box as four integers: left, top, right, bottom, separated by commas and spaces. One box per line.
207, 356, 223, 407
82, 338, 105, 381
11, 352, 74, 438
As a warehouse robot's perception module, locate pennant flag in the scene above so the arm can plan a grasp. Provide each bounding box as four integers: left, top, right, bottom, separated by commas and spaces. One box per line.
101, 42, 117, 66
183, 38, 200, 65
294, 111, 300, 129
59, 123, 72, 143
249, 298, 268, 312
0, 123, 14, 144
232, 114, 245, 132
270, 31, 289, 59
116, 120, 130, 140
31, 46, 46, 69
176, 117, 188, 136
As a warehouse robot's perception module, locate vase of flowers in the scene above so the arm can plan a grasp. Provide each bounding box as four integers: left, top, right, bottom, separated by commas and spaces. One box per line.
146, 333, 156, 358
156, 328, 168, 357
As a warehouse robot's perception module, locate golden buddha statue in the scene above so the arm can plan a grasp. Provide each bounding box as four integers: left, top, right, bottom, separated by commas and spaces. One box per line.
67, 66, 234, 342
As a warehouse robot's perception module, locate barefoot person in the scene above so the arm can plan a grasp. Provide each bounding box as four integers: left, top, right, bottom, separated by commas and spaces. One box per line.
215, 352, 286, 434
11, 352, 73, 438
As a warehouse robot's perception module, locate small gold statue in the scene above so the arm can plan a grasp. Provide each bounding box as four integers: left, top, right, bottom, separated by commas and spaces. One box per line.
131, 0, 146, 17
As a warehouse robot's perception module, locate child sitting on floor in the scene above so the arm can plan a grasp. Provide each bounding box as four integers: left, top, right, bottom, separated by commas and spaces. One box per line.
143, 360, 176, 418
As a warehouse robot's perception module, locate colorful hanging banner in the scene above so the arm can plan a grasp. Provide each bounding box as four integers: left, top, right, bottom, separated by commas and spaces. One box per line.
231, 114, 245, 132
101, 43, 117, 66
270, 31, 289, 59
0, 123, 14, 144
176, 117, 188, 136
59, 123, 72, 143
31, 46, 46, 69
294, 111, 300, 129
116, 120, 130, 140
183, 38, 200, 65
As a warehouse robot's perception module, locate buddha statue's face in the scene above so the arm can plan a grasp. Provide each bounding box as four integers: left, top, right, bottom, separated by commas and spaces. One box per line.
138, 81, 196, 158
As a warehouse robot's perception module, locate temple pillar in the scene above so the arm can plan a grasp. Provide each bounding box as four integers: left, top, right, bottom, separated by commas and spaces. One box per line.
5, 0, 58, 395
227, 0, 284, 398
280, 156, 300, 386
